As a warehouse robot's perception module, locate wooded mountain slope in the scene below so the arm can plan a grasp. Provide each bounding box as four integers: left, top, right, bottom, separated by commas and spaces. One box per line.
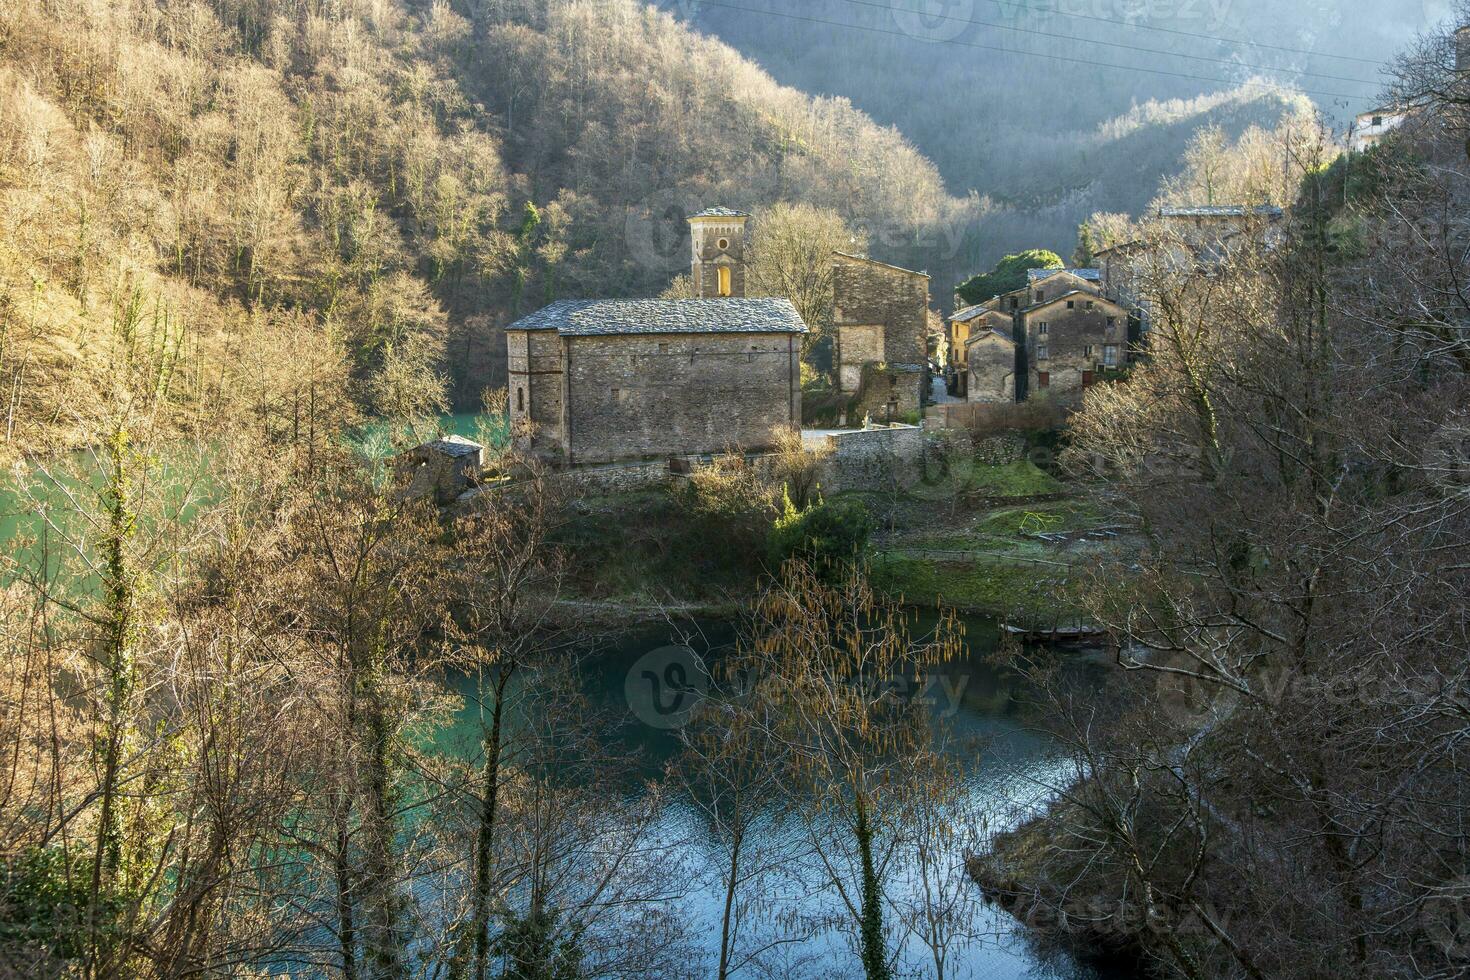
0, 0, 972, 462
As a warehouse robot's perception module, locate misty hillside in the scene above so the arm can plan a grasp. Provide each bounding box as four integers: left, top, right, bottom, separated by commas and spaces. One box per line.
676, 0, 1444, 266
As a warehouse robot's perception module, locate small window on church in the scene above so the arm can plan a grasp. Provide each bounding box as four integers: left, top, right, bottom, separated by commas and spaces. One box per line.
717, 238, 730, 250
1067, 300, 1075, 310
718, 267, 732, 297
658, 342, 669, 354
516, 387, 524, 412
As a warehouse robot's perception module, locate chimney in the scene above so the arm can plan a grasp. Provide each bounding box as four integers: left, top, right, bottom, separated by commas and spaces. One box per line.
1457, 24, 1470, 73
688, 207, 750, 299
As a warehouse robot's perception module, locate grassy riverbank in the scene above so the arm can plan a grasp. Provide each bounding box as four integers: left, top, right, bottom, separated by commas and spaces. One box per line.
547, 455, 1135, 628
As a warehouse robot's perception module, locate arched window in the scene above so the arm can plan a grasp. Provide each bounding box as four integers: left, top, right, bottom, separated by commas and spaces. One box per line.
718, 266, 732, 297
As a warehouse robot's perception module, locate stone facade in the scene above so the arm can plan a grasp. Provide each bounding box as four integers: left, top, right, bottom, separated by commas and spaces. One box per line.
1026, 268, 1102, 306
689, 207, 750, 299
397, 435, 483, 505
965, 330, 1016, 404
833, 252, 930, 418
562, 331, 801, 465
507, 328, 567, 454
1020, 291, 1128, 403
948, 307, 1011, 397
508, 207, 806, 468
837, 324, 885, 393
818, 423, 924, 492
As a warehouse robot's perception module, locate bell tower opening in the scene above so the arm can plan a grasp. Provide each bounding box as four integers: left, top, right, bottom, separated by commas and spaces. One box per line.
688, 207, 750, 299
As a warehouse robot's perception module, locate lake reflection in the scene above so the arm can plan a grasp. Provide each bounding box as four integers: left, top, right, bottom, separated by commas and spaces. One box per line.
441, 616, 1121, 980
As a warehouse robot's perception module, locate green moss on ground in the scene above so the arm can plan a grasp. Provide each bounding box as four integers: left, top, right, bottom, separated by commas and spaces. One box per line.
966, 460, 1063, 497
910, 460, 1063, 503
869, 553, 1081, 622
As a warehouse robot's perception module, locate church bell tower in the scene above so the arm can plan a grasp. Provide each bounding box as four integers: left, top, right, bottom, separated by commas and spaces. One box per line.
688, 207, 750, 299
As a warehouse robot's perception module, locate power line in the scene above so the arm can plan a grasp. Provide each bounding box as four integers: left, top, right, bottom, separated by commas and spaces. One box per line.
692, 0, 1380, 102
822, 0, 1385, 85
893, 0, 1387, 66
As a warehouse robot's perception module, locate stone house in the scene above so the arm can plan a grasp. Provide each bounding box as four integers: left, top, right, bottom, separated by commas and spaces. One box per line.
965, 329, 1016, 404
833, 252, 930, 420
1017, 290, 1129, 402
1025, 268, 1102, 305
947, 304, 1011, 397
978, 268, 1102, 317
506, 209, 806, 466
397, 435, 483, 505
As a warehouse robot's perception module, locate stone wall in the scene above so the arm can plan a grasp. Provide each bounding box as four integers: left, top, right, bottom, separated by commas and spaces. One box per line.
837, 324, 884, 392
507, 329, 566, 456
833, 256, 929, 368
563, 331, 801, 465
966, 333, 1016, 404
854, 363, 925, 421
818, 423, 924, 492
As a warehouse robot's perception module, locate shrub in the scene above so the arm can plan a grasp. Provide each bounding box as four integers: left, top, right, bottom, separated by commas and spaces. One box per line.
677, 453, 780, 577
768, 494, 872, 574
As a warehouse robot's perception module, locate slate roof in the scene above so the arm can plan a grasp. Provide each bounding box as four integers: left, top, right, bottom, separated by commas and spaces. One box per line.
1158, 205, 1284, 219
508, 298, 808, 336
1028, 267, 1102, 283
688, 206, 750, 218
832, 251, 930, 279
1093, 239, 1145, 257
416, 435, 481, 458
965, 328, 1014, 347
951, 304, 991, 322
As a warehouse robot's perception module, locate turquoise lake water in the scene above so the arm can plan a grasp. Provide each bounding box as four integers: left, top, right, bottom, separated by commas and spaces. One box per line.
0, 418, 1120, 979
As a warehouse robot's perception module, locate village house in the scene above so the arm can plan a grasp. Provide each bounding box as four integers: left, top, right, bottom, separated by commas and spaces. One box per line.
1095, 204, 1285, 342
506, 208, 806, 466
1016, 288, 1129, 402
1346, 28, 1468, 152
964, 328, 1016, 404
832, 252, 930, 420
958, 267, 1122, 406
1349, 106, 1407, 152
946, 304, 1011, 397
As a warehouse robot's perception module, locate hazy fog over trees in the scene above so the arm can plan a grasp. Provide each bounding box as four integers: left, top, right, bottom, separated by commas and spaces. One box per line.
679, 0, 1450, 265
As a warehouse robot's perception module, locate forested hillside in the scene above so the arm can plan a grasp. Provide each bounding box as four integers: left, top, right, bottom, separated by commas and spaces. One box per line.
0, 0, 971, 462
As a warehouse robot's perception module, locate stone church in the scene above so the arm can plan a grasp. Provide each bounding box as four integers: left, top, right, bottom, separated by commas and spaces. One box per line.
506, 208, 806, 466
